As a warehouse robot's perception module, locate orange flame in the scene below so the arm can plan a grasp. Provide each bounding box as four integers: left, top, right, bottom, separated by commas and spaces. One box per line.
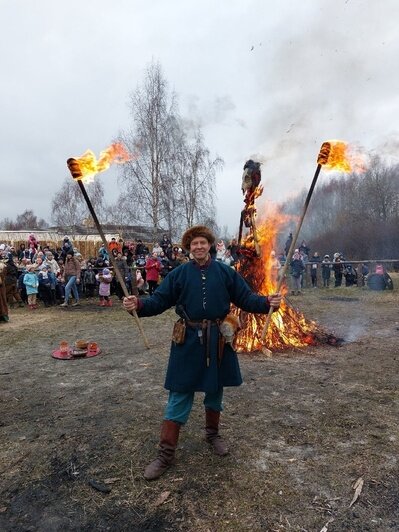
233, 206, 329, 352
70, 143, 132, 183
319, 140, 366, 173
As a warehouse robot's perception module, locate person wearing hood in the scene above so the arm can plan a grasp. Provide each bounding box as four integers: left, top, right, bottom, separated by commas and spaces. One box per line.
23, 264, 39, 310
310, 251, 321, 288
215, 239, 226, 261
61, 236, 73, 260
290, 249, 305, 295
96, 268, 113, 307
321, 255, 332, 287
333, 253, 344, 287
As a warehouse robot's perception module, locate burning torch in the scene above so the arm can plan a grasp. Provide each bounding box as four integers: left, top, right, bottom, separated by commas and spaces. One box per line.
66, 144, 150, 349
260, 141, 332, 342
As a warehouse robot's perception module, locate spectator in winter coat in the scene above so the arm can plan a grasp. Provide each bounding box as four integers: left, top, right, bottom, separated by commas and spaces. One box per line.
152, 243, 163, 255
27, 233, 39, 251
5, 254, 24, 307
18, 243, 29, 261
83, 264, 97, 298
299, 240, 310, 258
310, 252, 321, 288
60, 251, 81, 307
221, 249, 235, 268
216, 240, 226, 261
321, 255, 332, 287
145, 252, 161, 295
159, 251, 170, 279
227, 238, 239, 262
60, 236, 73, 260
23, 264, 39, 310
284, 232, 293, 256
38, 266, 53, 306
96, 268, 113, 306
98, 245, 109, 262
115, 252, 130, 300
108, 238, 120, 254
159, 235, 171, 253
135, 240, 145, 256
344, 263, 357, 286
167, 253, 180, 273
290, 250, 305, 295
333, 253, 344, 287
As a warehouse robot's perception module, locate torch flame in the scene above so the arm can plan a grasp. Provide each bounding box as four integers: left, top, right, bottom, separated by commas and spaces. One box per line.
69, 143, 132, 183
318, 140, 366, 173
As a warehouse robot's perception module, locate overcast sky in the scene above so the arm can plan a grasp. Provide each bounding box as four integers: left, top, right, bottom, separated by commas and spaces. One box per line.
1, 0, 398, 233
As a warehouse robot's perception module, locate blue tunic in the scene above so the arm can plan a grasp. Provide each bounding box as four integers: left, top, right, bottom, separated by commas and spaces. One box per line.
137, 259, 271, 393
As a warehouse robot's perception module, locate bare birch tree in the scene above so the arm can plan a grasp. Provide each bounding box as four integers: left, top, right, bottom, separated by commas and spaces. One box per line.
173, 129, 222, 231
119, 62, 177, 240
118, 61, 222, 240
51, 178, 105, 235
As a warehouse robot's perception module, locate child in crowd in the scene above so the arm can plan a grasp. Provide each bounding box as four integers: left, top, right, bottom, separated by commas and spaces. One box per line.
37, 266, 52, 306
23, 264, 39, 310
96, 268, 112, 307
83, 264, 97, 298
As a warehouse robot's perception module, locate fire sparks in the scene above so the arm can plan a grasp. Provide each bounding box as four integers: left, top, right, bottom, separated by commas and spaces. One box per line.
319, 140, 366, 173
68, 143, 132, 183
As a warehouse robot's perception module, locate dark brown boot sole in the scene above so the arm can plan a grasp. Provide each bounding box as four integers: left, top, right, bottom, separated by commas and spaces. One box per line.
143, 457, 175, 480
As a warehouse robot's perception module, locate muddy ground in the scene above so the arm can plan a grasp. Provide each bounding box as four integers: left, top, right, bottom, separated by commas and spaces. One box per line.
1, 279, 398, 532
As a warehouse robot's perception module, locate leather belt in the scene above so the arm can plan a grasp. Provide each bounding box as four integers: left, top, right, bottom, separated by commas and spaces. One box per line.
186, 319, 225, 367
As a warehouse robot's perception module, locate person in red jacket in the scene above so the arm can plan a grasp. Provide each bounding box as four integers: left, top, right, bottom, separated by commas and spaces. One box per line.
145, 252, 161, 295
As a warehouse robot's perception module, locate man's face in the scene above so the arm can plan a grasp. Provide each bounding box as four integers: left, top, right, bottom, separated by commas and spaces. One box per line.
190, 237, 211, 261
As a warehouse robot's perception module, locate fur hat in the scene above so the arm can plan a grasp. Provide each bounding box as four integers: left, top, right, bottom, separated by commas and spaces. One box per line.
181, 225, 215, 251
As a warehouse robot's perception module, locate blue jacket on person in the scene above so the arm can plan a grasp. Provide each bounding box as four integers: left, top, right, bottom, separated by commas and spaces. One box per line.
137, 259, 271, 394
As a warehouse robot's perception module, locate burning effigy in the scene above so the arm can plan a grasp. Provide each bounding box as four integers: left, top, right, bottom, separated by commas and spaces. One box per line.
233, 141, 363, 353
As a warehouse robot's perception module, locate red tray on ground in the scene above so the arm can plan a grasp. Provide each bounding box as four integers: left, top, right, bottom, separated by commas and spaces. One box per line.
52, 347, 101, 360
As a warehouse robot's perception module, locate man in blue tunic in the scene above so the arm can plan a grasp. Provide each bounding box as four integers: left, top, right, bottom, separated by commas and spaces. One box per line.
123, 225, 281, 480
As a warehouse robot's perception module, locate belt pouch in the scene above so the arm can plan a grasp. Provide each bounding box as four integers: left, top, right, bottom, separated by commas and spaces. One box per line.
172, 319, 186, 345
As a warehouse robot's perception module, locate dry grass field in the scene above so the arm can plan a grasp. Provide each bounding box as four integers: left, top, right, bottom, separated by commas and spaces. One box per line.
1, 278, 398, 531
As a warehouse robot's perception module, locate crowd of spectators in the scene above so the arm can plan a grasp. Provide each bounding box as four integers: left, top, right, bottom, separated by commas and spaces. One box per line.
278, 234, 391, 295
0, 231, 393, 323
0, 233, 193, 315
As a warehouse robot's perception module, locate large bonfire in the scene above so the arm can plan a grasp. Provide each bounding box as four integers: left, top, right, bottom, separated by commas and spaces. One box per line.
233, 207, 332, 353
233, 153, 342, 353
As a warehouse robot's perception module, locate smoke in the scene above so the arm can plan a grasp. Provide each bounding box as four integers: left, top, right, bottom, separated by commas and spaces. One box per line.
252, 0, 399, 201
182, 93, 237, 132
344, 318, 368, 343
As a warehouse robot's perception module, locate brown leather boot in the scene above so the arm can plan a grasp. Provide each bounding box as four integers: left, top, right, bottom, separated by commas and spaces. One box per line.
205, 408, 229, 456
144, 420, 181, 480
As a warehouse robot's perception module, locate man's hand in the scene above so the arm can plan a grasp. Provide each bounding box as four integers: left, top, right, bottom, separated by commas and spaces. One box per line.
123, 295, 138, 313
76, 278, 80, 284
268, 293, 282, 310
